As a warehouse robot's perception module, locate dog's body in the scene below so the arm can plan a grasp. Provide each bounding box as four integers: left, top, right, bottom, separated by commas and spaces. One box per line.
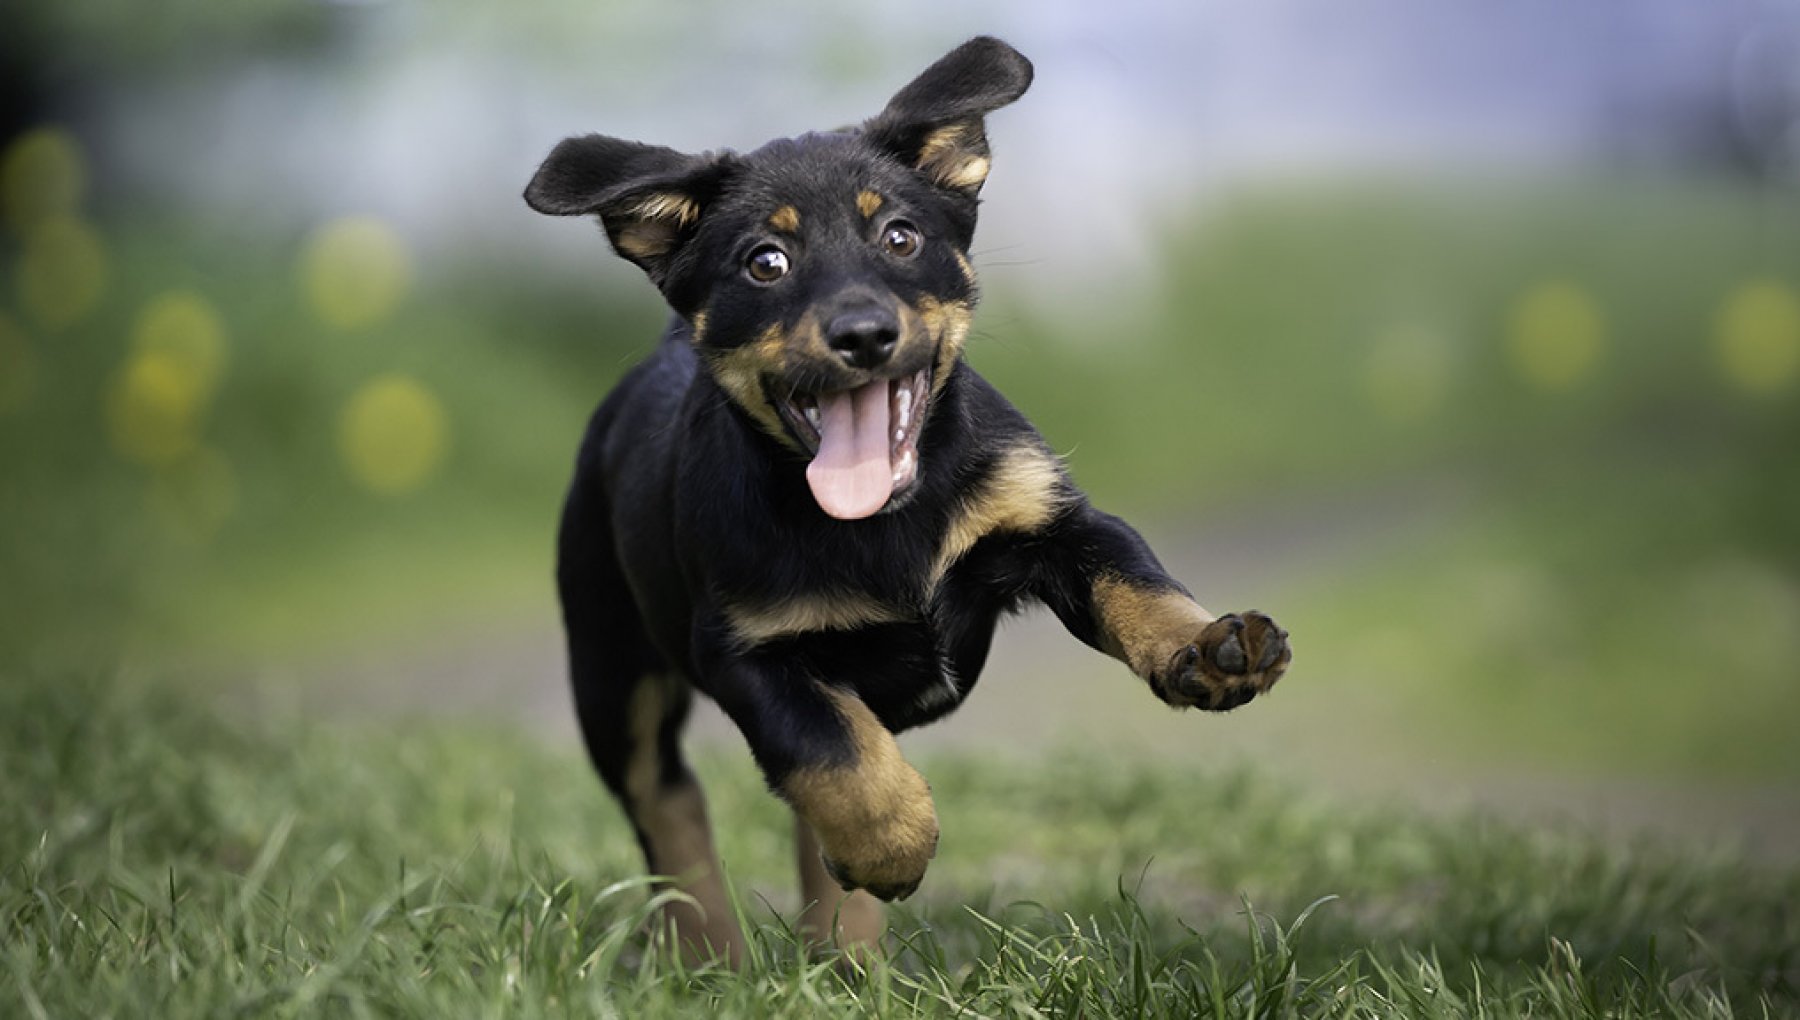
527, 37, 1290, 963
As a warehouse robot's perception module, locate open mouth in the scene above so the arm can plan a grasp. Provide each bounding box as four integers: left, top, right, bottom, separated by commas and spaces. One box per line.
776, 366, 931, 520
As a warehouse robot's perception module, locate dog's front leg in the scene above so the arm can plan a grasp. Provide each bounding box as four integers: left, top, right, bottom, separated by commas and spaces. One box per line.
1035, 504, 1292, 710
698, 633, 939, 901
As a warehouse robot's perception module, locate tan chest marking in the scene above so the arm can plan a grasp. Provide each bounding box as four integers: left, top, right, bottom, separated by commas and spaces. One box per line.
724, 591, 910, 646
929, 445, 1068, 586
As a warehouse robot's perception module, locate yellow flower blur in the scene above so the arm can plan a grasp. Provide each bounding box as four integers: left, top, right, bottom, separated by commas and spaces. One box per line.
300, 216, 413, 330
1714, 279, 1800, 396
337, 375, 449, 495
18, 216, 108, 330
106, 352, 206, 466
133, 291, 228, 395
1505, 281, 1605, 392
0, 127, 85, 234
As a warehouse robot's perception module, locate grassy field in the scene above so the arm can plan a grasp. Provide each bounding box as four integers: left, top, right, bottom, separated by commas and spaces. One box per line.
4, 672, 1796, 1018
6, 164, 1800, 1016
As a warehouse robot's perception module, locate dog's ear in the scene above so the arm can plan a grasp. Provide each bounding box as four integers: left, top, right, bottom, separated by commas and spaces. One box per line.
864, 37, 1033, 198
524, 135, 729, 283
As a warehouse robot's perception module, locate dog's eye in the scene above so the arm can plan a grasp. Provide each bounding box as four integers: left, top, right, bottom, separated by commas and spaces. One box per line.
881, 221, 922, 259
746, 245, 790, 283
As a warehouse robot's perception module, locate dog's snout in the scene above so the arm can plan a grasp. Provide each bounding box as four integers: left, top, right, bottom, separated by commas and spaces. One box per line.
825, 310, 899, 370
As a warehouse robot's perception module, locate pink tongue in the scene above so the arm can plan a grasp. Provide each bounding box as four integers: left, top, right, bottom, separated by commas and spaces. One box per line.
805, 380, 893, 520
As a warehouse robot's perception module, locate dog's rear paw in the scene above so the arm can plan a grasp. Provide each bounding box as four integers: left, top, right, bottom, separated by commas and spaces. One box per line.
1155, 611, 1290, 711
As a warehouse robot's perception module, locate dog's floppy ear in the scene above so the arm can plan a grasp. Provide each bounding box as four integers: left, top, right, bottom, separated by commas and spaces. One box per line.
864, 36, 1033, 198
524, 134, 729, 284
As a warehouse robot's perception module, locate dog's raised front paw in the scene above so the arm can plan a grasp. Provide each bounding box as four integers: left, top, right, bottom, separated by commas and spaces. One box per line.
818, 811, 939, 902
1154, 611, 1290, 711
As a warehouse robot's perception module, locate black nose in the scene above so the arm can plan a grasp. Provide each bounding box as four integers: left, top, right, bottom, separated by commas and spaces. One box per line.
825, 310, 899, 369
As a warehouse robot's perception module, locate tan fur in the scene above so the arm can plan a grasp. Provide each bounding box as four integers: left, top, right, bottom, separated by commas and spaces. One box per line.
795, 817, 886, 952
690, 310, 708, 343
951, 249, 976, 286
929, 445, 1068, 586
939, 155, 991, 191
631, 192, 701, 226
624, 679, 743, 966
782, 687, 938, 896
725, 592, 909, 646
915, 123, 992, 192
614, 227, 678, 262
856, 190, 884, 219
768, 205, 801, 233
1091, 575, 1215, 680
912, 295, 973, 396
613, 193, 702, 262
702, 326, 797, 451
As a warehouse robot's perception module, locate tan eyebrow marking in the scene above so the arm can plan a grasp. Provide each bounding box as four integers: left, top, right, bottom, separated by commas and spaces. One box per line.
856, 191, 884, 218
768, 205, 801, 233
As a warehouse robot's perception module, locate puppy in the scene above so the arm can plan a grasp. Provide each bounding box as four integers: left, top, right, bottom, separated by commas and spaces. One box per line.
525, 36, 1290, 964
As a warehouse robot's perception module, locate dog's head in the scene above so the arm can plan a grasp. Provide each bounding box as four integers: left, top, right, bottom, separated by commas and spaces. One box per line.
526, 37, 1032, 520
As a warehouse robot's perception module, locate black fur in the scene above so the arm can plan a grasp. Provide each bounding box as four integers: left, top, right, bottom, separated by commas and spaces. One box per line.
527, 37, 1290, 911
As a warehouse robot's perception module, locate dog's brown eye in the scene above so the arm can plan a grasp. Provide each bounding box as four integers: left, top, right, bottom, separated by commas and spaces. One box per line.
881, 221, 921, 259
746, 245, 790, 283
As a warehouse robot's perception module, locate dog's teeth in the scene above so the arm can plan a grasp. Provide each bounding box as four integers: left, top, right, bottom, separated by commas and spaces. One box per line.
804, 407, 821, 430
894, 428, 905, 443
896, 387, 912, 426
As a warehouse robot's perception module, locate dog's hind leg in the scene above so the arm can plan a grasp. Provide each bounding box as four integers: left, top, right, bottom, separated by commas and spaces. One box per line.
795, 814, 885, 954
559, 480, 743, 966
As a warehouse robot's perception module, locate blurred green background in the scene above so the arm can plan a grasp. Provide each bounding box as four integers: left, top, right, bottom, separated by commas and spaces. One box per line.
3, 2, 1797, 849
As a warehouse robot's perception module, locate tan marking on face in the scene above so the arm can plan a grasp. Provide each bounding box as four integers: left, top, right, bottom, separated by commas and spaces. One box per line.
724, 592, 909, 646
1091, 576, 1216, 681
915, 123, 992, 192
623, 678, 744, 965
929, 445, 1068, 585
951, 249, 976, 285
782, 686, 938, 898
768, 205, 801, 234
703, 325, 798, 450
690, 310, 708, 343
856, 190, 884, 219
912, 296, 973, 396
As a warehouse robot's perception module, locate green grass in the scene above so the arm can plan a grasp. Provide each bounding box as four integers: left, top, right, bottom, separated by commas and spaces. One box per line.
5, 672, 1795, 1018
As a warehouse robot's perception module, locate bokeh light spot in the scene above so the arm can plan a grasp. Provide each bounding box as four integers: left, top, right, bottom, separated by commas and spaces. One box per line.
0, 312, 36, 414
338, 375, 449, 495
1714, 279, 1800, 396
300, 216, 413, 330
1362, 323, 1454, 423
150, 446, 240, 543
0, 127, 85, 234
133, 290, 228, 396
1505, 281, 1605, 391
18, 216, 109, 330
107, 352, 206, 467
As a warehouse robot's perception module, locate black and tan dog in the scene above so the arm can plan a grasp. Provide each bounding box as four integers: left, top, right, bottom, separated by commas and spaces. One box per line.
524, 36, 1290, 963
